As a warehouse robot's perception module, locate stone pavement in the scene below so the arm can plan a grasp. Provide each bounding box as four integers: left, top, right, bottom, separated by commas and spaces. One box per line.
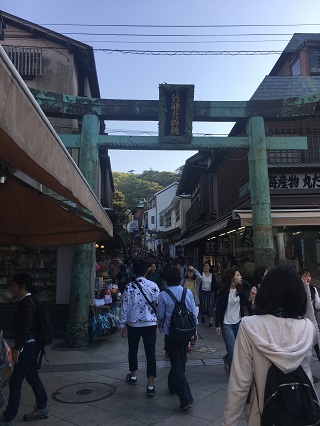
3, 320, 320, 426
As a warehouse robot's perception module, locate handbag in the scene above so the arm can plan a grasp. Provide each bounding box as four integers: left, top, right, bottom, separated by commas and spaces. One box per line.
134, 280, 157, 314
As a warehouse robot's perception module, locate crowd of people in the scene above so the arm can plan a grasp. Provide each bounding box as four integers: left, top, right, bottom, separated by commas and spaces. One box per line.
116, 252, 320, 422
3, 253, 320, 424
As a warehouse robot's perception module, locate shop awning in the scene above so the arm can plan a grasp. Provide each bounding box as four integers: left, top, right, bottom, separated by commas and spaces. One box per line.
176, 218, 229, 247
0, 45, 113, 245
233, 209, 320, 227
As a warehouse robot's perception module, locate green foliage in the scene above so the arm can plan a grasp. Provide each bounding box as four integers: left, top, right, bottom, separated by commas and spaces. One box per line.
113, 169, 181, 209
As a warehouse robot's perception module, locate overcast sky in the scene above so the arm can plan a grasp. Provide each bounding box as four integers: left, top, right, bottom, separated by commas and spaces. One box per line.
2, 0, 320, 173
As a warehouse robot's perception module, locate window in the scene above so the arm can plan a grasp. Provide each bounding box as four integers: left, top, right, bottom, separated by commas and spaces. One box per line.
160, 216, 164, 226
291, 58, 301, 76
151, 216, 155, 225
3, 46, 42, 79
165, 211, 172, 228
268, 150, 300, 164
175, 205, 180, 222
309, 49, 320, 74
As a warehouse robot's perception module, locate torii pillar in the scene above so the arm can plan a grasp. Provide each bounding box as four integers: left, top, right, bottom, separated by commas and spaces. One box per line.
65, 114, 99, 346
247, 117, 274, 268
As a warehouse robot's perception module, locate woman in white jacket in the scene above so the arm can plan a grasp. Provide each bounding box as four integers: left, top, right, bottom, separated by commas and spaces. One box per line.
222, 265, 318, 426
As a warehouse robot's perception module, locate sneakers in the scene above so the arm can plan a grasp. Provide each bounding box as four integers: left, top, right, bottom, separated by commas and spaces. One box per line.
23, 406, 49, 421
126, 373, 137, 384
209, 323, 214, 328
146, 385, 155, 397
180, 403, 193, 411
223, 355, 230, 374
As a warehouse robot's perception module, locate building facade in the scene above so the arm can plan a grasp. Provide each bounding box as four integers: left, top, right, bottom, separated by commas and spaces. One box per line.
176, 33, 320, 283
0, 11, 114, 335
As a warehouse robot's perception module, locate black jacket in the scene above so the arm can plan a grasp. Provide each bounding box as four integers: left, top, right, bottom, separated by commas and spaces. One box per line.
215, 287, 251, 328
13, 295, 36, 350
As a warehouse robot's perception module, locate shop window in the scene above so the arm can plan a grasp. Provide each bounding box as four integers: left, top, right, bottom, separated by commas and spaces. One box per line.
0, 246, 56, 303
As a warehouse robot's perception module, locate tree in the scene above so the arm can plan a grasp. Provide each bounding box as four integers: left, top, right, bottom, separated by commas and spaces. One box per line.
140, 170, 181, 188
113, 172, 162, 209
112, 169, 182, 209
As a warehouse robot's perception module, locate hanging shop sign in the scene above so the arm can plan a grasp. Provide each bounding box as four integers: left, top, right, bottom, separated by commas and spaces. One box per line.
159, 84, 194, 144
205, 239, 217, 256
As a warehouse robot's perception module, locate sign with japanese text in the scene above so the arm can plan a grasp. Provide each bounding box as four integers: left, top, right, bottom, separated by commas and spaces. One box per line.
205, 239, 216, 255
269, 173, 320, 189
240, 173, 320, 199
159, 84, 194, 144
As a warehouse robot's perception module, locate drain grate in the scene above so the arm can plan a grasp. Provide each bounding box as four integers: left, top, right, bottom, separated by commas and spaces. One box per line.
52, 382, 116, 404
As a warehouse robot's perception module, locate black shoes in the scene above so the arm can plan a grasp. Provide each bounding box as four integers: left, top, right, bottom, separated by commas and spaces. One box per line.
126, 373, 137, 384
180, 403, 193, 411
147, 386, 155, 397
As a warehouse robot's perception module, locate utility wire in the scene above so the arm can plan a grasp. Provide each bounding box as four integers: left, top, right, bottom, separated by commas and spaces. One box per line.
96, 48, 283, 55
59, 32, 299, 37
40, 23, 320, 28
81, 39, 290, 44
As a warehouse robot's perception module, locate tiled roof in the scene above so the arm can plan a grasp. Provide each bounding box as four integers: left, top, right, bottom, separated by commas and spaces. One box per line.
283, 33, 320, 53
251, 76, 320, 100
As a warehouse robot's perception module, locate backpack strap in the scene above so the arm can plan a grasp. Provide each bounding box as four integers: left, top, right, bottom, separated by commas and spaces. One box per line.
181, 288, 187, 305
165, 288, 187, 304
134, 280, 157, 314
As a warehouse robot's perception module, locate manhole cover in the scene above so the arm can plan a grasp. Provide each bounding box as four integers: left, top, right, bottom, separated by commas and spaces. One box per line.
52, 382, 116, 404
76, 389, 93, 395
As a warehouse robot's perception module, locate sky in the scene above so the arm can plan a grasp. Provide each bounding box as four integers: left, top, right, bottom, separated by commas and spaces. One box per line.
2, 0, 320, 174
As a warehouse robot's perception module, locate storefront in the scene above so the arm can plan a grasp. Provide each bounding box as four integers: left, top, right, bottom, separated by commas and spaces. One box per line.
0, 45, 113, 334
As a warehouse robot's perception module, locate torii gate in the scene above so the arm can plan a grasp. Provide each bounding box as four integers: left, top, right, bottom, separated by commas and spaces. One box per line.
31, 85, 318, 346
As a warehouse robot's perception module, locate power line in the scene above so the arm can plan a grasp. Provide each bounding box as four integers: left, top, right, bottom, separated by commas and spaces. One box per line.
60, 32, 298, 37
80, 39, 290, 45
40, 23, 320, 28
96, 48, 283, 56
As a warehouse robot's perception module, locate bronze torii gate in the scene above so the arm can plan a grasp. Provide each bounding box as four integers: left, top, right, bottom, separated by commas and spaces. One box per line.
31, 85, 318, 346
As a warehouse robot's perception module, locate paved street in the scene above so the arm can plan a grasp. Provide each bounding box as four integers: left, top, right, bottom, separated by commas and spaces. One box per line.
4, 320, 320, 425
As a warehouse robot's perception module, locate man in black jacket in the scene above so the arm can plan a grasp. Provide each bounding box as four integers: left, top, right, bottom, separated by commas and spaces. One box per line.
0, 273, 48, 425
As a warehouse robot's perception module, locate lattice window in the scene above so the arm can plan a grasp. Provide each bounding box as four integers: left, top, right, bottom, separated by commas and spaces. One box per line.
165, 211, 172, 228
3, 45, 42, 78
175, 205, 180, 222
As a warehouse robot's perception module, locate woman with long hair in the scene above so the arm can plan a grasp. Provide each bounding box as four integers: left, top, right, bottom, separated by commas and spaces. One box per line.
182, 266, 201, 317
215, 268, 251, 371
199, 262, 218, 328
248, 265, 268, 310
222, 265, 318, 425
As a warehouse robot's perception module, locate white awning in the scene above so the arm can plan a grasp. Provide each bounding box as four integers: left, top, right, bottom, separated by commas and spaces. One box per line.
233, 209, 320, 227
176, 218, 229, 247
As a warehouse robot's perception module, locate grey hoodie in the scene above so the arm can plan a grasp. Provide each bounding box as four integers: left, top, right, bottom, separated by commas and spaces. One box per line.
222, 314, 317, 426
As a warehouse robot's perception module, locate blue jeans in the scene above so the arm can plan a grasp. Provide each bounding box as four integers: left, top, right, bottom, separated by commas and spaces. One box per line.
221, 322, 240, 369
4, 342, 47, 422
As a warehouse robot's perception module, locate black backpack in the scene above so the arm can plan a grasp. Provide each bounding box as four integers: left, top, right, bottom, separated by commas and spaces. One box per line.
261, 363, 320, 426
32, 297, 53, 368
165, 288, 196, 343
